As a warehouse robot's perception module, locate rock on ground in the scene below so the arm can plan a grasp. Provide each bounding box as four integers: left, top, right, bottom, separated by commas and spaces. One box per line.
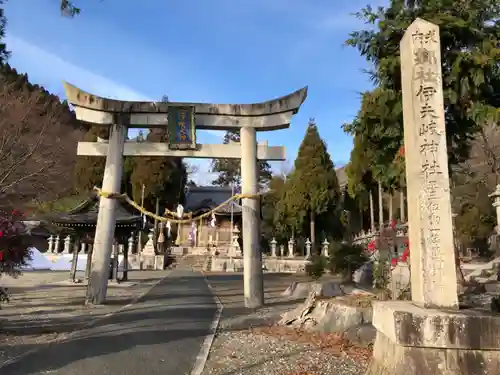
202, 273, 372, 375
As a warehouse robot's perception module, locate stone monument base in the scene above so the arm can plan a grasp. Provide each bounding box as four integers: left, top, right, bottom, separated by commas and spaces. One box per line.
367, 301, 500, 375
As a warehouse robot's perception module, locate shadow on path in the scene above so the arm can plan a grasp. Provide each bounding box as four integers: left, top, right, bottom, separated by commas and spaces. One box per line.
1, 269, 218, 375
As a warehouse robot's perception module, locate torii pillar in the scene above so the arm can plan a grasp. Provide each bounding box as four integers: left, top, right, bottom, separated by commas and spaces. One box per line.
64, 82, 307, 307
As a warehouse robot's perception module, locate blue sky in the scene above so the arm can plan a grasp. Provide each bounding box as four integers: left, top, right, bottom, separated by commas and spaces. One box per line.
4, 0, 383, 184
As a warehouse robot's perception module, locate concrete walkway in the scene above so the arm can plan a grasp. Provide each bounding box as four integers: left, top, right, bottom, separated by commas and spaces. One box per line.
0, 269, 218, 375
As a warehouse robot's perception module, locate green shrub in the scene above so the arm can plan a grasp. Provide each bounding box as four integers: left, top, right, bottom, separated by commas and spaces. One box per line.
306, 255, 327, 280
327, 242, 368, 282
373, 256, 390, 290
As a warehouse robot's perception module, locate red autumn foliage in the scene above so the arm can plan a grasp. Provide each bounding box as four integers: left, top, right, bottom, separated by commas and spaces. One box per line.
0, 209, 31, 277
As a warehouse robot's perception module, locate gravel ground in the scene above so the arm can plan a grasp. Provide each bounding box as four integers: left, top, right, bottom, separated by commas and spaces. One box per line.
0, 270, 171, 365
202, 273, 371, 375
203, 330, 367, 375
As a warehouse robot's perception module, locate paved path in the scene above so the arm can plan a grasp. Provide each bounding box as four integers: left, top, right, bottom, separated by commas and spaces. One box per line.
0, 269, 217, 375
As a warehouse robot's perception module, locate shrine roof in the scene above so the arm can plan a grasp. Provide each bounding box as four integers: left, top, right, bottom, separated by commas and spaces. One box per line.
51, 193, 141, 228
64, 82, 307, 117
185, 186, 242, 215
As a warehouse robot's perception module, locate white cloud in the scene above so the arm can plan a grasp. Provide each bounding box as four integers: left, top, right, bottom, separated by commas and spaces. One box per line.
5, 35, 267, 186
6, 34, 154, 102
6, 34, 223, 140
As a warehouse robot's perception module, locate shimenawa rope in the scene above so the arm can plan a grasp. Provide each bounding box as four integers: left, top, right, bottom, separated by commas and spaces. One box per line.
93, 186, 264, 224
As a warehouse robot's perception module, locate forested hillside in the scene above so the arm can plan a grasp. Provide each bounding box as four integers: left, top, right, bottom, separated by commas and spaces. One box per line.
0, 63, 86, 210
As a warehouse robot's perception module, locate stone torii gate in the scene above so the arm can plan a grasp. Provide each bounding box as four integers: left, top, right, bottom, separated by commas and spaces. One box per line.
63, 82, 307, 308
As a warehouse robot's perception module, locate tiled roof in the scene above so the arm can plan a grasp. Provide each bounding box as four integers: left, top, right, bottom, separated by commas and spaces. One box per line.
51, 193, 142, 227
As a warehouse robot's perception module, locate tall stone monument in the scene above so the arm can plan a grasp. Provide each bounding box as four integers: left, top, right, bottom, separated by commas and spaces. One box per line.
366, 18, 500, 375
402, 19, 458, 308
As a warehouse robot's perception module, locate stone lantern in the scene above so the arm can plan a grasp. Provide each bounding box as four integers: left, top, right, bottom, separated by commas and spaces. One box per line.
489, 185, 500, 234
322, 238, 330, 257
305, 238, 312, 259
270, 237, 277, 257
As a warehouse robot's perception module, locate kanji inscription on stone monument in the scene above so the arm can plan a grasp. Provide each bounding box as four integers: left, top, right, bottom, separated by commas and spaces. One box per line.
400, 18, 458, 308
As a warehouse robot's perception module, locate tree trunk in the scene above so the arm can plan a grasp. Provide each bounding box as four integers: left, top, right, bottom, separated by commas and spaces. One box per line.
310, 211, 316, 253
153, 197, 160, 250
399, 190, 405, 222
378, 181, 383, 230
369, 190, 375, 231
389, 193, 394, 222
359, 197, 364, 230
455, 248, 465, 286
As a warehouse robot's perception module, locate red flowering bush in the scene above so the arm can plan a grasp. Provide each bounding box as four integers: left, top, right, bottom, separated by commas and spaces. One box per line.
391, 239, 410, 268
367, 239, 377, 253
0, 209, 32, 278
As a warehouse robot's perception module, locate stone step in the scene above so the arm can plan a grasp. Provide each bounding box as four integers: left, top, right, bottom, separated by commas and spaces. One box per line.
463, 256, 500, 281
174, 254, 210, 270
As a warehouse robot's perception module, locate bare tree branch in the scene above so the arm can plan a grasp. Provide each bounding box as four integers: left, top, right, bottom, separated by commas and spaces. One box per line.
0, 83, 83, 209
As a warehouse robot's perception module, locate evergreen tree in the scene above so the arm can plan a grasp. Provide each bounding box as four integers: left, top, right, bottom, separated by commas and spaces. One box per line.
285, 119, 341, 250
344, 0, 500, 189
74, 126, 138, 197
0, 0, 9, 65
74, 127, 108, 194
130, 95, 186, 211
261, 175, 288, 245
211, 130, 272, 188
130, 128, 187, 211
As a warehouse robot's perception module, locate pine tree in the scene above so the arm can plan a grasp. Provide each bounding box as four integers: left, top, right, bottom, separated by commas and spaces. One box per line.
285, 119, 341, 250
211, 130, 272, 188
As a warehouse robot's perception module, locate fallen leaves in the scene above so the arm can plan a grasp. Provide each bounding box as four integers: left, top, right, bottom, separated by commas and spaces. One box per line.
250, 325, 373, 365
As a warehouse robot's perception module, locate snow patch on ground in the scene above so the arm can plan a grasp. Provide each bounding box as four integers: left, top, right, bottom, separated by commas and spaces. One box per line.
21, 249, 87, 271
